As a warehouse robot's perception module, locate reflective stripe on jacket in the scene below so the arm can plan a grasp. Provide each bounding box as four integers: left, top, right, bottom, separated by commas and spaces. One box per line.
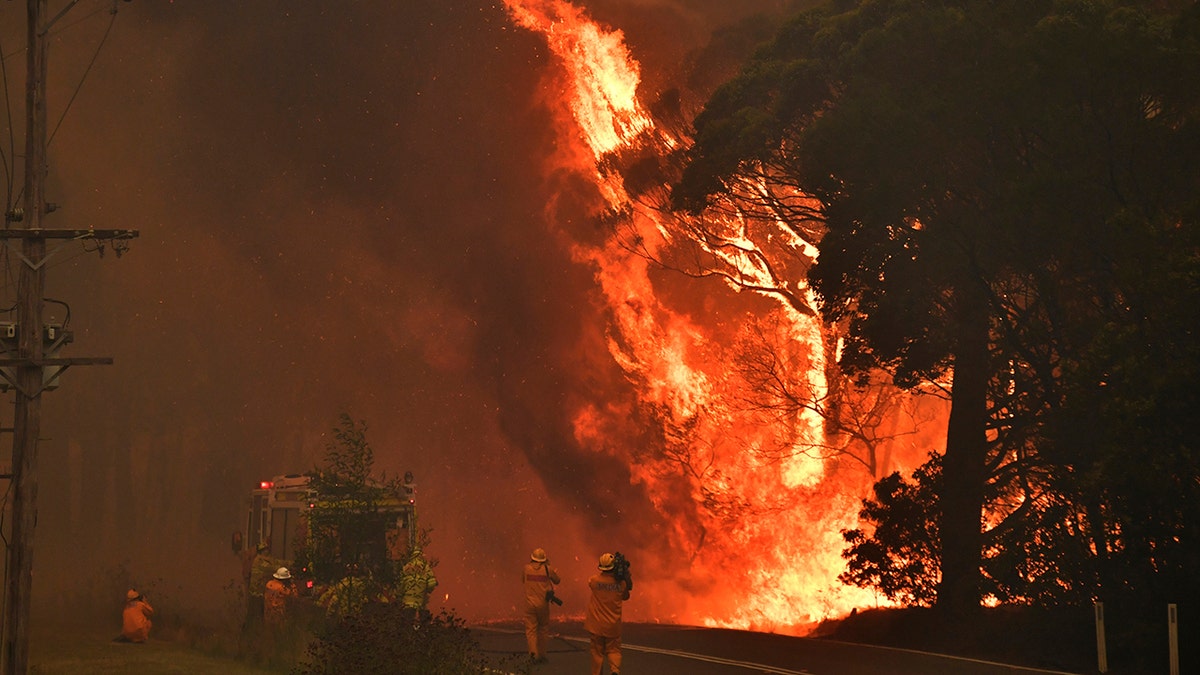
523, 561, 561, 608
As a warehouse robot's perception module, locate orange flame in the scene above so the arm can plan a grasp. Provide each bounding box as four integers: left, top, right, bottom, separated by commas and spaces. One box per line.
504, 0, 653, 160
503, 0, 936, 633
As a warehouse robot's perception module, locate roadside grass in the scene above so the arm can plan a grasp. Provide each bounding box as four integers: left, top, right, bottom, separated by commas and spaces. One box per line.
26, 566, 509, 675
29, 628, 286, 675
28, 564, 307, 674
27, 599, 309, 675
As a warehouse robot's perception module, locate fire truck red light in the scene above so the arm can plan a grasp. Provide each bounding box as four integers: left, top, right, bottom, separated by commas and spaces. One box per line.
259, 481, 272, 489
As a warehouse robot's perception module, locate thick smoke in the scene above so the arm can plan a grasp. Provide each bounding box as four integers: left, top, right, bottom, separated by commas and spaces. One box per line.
0, 0, 794, 626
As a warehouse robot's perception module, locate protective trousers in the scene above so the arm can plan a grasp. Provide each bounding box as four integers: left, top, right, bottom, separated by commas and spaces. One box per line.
524, 602, 550, 658
589, 633, 621, 675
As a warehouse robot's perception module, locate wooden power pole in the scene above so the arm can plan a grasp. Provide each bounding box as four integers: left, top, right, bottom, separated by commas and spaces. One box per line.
2, 3, 49, 672
0, 1, 137, 673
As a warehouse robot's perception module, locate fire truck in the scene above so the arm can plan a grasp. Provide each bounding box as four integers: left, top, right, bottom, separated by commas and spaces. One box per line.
238, 471, 419, 585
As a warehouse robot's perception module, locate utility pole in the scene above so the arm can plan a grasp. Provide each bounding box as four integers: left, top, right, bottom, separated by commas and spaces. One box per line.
2, 2, 49, 672
0, 2, 137, 673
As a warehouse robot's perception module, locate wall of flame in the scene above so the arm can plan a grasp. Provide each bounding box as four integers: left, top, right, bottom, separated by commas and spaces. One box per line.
500, 0, 943, 630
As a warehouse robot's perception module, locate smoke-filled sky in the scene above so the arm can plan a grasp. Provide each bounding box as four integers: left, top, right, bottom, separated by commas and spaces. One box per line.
0, 0, 814, 625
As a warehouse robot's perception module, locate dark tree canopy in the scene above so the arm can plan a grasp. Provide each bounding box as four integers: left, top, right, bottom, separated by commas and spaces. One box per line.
675, 0, 1200, 617
840, 454, 941, 606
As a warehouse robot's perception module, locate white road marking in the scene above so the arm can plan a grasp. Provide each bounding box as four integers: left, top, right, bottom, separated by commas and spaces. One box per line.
555, 634, 812, 674
471, 625, 1083, 675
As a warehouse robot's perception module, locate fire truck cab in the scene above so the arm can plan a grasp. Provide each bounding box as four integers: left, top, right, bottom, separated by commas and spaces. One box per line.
245, 474, 316, 562
238, 472, 418, 582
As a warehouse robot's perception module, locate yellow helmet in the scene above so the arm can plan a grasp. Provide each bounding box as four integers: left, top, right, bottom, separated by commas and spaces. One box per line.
598, 553, 615, 571
531, 548, 548, 562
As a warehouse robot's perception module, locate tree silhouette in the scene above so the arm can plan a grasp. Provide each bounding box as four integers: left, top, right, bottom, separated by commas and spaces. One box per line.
675, 0, 1200, 616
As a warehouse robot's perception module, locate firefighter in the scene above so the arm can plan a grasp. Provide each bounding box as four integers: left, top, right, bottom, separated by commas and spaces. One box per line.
584, 553, 631, 675
522, 547, 561, 663
264, 567, 297, 628
247, 541, 280, 627
238, 537, 257, 591
119, 589, 154, 643
400, 546, 437, 616
318, 563, 385, 621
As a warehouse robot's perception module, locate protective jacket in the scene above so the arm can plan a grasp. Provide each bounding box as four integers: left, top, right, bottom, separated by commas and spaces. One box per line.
121, 598, 155, 643
318, 575, 383, 619
263, 578, 295, 625
401, 554, 438, 610
249, 553, 282, 598
522, 560, 561, 608
584, 572, 630, 638
522, 559, 561, 660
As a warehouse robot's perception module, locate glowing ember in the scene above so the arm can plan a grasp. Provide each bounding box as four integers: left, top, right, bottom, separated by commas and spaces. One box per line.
502, 0, 936, 632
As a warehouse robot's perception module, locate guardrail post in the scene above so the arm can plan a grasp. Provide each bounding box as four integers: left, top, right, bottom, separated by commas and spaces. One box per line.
1168, 603, 1178, 675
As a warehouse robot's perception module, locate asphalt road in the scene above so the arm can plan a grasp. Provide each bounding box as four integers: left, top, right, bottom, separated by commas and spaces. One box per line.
470, 621, 1084, 675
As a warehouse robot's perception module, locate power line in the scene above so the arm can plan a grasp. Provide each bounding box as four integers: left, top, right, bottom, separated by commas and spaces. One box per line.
47, 2, 119, 148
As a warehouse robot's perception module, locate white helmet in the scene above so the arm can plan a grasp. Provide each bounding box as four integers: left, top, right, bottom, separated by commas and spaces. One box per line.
273, 567, 292, 580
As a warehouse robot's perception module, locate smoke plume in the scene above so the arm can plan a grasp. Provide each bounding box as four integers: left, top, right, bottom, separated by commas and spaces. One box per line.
2, 0, 842, 629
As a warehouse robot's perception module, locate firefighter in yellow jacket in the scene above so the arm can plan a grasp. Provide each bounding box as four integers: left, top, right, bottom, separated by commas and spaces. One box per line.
318, 564, 386, 621
400, 547, 437, 615
522, 547, 561, 662
584, 553, 631, 675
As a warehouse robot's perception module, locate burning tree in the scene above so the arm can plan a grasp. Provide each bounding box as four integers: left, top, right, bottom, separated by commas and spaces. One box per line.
501, 0, 1198, 645
674, 0, 1200, 621
500, 0, 931, 628
730, 315, 941, 480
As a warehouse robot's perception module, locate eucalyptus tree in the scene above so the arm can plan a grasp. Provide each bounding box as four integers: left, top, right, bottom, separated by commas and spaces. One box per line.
674, 0, 1200, 615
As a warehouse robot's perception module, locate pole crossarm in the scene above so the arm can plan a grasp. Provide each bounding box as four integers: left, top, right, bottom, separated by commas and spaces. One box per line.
0, 228, 138, 239
0, 357, 113, 366
0, 229, 139, 270
0, 357, 113, 398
